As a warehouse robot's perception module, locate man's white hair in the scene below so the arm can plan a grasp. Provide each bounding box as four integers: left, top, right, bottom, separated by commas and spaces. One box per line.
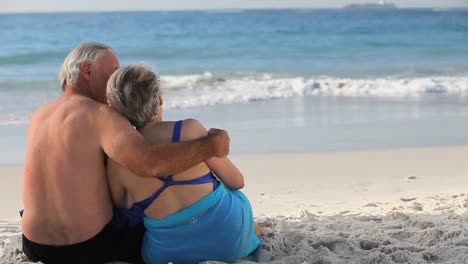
59, 42, 113, 90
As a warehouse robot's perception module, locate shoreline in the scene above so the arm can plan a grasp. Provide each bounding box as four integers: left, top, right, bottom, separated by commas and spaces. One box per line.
4, 93, 468, 165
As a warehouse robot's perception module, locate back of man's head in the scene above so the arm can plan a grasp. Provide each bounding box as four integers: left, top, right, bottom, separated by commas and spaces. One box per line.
59, 42, 112, 91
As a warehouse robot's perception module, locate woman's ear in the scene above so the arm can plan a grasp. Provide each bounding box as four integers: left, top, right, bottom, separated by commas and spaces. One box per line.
156, 93, 164, 121
158, 93, 163, 107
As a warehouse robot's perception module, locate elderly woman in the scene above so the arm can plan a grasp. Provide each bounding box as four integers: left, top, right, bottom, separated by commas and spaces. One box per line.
106, 63, 261, 264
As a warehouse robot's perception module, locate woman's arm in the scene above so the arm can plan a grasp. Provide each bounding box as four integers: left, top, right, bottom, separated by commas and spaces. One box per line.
205, 156, 244, 189
107, 159, 133, 209
182, 119, 244, 190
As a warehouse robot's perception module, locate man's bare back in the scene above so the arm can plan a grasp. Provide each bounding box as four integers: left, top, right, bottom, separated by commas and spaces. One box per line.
21, 42, 230, 262
22, 95, 114, 245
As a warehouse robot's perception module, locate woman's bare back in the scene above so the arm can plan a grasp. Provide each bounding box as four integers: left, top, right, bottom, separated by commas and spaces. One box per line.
109, 119, 216, 220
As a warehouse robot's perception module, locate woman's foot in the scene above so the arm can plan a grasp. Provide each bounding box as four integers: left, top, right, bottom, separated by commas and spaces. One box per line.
255, 223, 273, 237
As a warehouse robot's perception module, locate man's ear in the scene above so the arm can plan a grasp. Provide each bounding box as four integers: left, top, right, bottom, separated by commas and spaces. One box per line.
79, 61, 92, 80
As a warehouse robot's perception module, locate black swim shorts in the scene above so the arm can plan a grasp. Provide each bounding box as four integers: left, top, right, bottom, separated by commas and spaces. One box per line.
22, 222, 145, 264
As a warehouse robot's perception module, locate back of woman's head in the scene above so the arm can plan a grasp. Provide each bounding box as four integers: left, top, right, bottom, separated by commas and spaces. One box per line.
107, 63, 160, 128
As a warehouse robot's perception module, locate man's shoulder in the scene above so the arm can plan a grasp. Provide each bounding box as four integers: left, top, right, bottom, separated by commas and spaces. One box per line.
30, 97, 61, 121
31, 95, 110, 124
95, 102, 121, 119
35, 94, 100, 111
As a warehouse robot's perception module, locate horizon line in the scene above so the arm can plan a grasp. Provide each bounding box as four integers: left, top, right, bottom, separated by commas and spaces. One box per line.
1, 6, 467, 15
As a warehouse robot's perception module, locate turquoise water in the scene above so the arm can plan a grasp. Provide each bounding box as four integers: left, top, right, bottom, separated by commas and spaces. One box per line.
1, 9, 468, 79
1, 9, 468, 123
0, 9, 468, 162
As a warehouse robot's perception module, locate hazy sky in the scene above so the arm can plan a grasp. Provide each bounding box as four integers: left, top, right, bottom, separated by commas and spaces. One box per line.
1, 0, 468, 13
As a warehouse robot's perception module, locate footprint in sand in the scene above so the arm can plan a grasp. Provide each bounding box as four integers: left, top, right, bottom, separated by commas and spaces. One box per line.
410, 202, 423, 211
403, 176, 418, 183
434, 205, 451, 211
463, 199, 468, 208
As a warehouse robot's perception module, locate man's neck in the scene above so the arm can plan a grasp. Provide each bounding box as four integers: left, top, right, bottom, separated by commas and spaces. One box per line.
63, 82, 98, 102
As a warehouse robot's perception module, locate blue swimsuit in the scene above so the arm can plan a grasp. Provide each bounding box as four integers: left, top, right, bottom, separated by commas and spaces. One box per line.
140, 120, 260, 264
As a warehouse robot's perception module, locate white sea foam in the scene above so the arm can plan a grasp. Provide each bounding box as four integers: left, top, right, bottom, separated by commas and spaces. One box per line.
1, 73, 467, 124
160, 73, 468, 109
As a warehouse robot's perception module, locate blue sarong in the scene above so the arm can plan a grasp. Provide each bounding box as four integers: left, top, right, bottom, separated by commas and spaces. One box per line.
142, 183, 260, 264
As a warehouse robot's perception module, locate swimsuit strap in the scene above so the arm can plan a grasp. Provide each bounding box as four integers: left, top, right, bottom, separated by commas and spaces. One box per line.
134, 173, 219, 212
136, 121, 183, 211
134, 120, 220, 212
160, 172, 218, 188
171, 120, 183, 143
134, 178, 172, 211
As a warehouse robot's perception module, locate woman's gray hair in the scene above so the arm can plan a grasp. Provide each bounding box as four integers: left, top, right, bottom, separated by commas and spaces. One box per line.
59, 42, 113, 90
106, 63, 161, 128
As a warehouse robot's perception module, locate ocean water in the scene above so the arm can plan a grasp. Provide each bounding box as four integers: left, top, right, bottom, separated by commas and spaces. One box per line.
1, 9, 468, 162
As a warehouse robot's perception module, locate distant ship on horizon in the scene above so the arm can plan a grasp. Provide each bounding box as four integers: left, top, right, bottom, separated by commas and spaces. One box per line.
344, 1, 398, 10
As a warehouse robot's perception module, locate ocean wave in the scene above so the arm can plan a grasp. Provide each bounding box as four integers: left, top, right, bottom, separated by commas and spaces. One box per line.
160, 72, 468, 108
0, 73, 467, 125
0, 51, 63, 65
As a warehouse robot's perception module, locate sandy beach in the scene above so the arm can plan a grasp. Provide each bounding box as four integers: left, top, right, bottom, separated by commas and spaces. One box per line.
2, 145, 468, 263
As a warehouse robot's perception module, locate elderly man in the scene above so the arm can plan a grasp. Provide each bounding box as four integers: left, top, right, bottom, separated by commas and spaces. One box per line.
21, 42, 230, 264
